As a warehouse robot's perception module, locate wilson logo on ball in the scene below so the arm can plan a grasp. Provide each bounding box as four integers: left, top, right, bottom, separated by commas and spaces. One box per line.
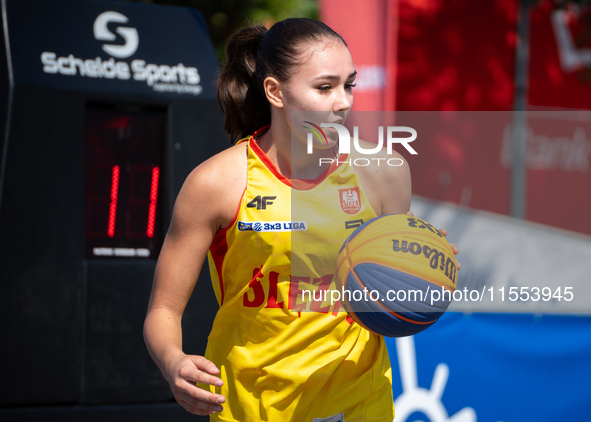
391, 240, 457, 283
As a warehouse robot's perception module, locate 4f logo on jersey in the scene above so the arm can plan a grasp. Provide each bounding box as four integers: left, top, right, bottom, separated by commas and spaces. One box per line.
247, 195, 276, 210
338, 188, 361, 214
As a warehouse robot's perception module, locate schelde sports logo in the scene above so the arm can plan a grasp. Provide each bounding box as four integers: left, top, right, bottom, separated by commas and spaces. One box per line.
40, 11, 203, 95
303, 121, 418, 167
94, 11, 139, 59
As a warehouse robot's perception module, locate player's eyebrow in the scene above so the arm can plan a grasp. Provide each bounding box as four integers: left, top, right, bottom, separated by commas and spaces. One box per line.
315, 71, 357, 81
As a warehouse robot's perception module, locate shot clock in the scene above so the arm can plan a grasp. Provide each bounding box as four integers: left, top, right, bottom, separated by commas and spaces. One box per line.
0, 0, 227, 417
85, 106, 165, 258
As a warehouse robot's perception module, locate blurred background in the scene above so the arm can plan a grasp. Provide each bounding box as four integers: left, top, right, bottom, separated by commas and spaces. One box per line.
1, 0, 590, 421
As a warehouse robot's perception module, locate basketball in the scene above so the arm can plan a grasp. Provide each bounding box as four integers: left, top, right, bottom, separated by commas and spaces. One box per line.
335, 214, 457, 337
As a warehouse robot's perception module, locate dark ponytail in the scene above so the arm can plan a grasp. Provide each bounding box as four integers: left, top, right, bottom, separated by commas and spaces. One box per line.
217, 18, 347, 143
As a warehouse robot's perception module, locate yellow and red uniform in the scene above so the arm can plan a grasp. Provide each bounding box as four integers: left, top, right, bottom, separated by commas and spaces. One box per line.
205, 127, 394, 421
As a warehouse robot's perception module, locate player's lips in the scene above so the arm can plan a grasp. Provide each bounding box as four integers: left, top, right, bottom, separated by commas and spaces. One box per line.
323, 121, 343, 135
324, 125, 339, 135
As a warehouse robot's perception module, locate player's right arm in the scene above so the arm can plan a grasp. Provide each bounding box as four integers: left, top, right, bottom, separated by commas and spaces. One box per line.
143, 143, 247, 416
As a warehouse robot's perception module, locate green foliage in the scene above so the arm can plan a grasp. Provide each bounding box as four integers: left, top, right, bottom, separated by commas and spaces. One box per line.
120, 0, 319, 63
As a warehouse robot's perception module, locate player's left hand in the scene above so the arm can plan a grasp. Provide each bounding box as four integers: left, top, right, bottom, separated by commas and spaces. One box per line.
406, 211, 461, 270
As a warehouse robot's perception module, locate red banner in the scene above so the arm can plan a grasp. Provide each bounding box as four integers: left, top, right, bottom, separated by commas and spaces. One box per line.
320, 0, 398, 112
320, 0, 591, 235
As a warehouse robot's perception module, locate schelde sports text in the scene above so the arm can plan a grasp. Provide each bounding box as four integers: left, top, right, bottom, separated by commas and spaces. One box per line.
40, 52, 200, 87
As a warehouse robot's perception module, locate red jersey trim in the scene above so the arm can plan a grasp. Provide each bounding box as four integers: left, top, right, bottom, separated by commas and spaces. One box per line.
218, 186, 246, 233
209, 182, 247, 306
210, 231, 229, 306
249, 132, 293, 187
248, 126, 348, 191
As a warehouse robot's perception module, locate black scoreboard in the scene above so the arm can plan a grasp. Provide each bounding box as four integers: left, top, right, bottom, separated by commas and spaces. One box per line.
0, 0, 225, 420
84, 105, 166, 259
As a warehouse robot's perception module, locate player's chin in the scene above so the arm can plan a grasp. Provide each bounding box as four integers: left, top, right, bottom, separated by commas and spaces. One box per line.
311, 139, 337, 153
326, 131, 339, 145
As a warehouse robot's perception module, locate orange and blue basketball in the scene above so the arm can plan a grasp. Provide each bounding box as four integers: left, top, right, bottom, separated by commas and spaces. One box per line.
335, 214, 457, 337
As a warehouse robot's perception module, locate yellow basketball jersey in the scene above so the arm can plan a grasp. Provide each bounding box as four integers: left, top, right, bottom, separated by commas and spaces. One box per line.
205, 127, 394, 421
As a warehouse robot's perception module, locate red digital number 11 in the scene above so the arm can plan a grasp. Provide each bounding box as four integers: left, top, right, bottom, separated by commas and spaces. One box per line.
107, 165, 160, 238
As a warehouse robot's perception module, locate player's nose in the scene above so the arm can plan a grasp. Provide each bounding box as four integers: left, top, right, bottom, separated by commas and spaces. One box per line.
333, 86, 352, 113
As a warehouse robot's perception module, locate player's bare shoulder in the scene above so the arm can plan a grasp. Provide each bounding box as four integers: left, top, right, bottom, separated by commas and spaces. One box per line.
186, 141, 247, 192
350, 138, 411, 215
175, 141, 248, 230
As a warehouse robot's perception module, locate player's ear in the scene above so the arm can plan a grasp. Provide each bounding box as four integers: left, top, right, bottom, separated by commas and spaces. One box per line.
263, 76, 284, 108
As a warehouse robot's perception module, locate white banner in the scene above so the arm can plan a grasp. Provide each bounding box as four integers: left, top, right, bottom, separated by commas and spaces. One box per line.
411, 195, 591, 314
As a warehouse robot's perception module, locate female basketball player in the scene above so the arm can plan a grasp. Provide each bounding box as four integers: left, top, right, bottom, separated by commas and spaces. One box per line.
144, 18, 459, 421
